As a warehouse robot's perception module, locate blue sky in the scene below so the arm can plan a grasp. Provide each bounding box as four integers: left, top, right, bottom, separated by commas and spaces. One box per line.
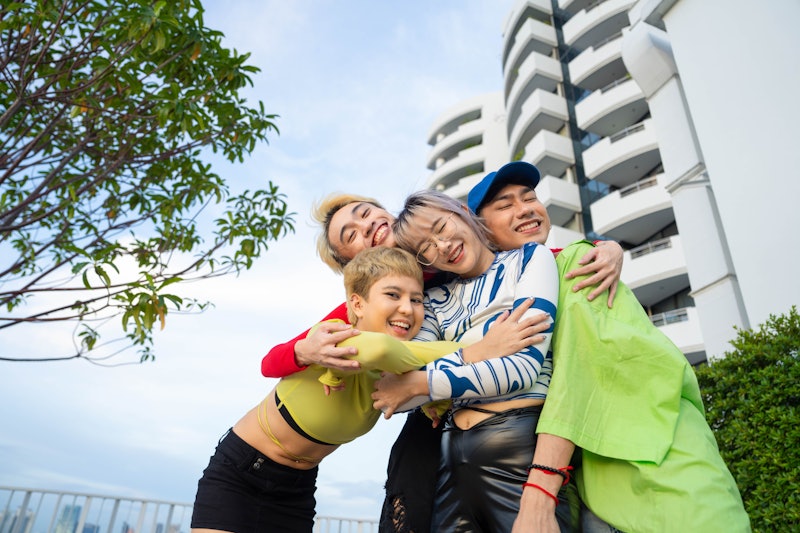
0, 0, 517, 521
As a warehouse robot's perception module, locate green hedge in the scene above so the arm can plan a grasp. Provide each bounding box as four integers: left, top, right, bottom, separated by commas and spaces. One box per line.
694, 306, 800, 532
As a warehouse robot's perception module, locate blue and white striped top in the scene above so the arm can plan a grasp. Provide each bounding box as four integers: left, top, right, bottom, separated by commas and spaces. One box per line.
414, 241, 559, 409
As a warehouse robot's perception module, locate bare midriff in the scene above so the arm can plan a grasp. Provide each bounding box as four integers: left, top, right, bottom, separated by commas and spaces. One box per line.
452, 397, 545, 430
232, 388, 338, 470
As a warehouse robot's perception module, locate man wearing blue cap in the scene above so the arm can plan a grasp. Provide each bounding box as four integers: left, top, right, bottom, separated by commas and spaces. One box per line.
468, 161, 622, 307
468, 163, 749, 533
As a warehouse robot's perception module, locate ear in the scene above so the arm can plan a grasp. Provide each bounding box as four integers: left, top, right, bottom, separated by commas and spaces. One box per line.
349, 293, 367, 321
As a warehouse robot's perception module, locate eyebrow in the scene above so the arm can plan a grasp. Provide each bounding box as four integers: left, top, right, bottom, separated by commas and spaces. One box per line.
428, 212, 449, 232
490, 187, 535, 205
338, 203, 366, 245
490, 192, 514, 204
410, 212, 445, 248
380, 284, 424, 297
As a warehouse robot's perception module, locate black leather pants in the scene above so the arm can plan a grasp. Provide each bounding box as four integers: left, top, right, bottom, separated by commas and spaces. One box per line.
432, 405, 577, 533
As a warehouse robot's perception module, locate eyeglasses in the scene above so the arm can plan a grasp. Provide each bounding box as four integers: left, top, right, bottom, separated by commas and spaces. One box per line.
415, 214, 457, 266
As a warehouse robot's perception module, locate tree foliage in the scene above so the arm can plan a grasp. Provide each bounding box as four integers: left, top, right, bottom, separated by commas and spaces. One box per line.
0, 0, 294, 362
695, 306, 800, 532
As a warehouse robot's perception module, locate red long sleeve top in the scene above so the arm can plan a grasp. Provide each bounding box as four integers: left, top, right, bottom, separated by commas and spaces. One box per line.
261, 302, 350, 377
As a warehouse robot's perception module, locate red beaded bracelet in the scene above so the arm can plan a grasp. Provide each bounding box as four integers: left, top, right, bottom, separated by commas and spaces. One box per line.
522, 482, 558, 505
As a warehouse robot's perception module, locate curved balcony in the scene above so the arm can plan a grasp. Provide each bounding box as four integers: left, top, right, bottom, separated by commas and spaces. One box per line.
582, 118, 661, 188
576, 77, 647, 138
505, 52, 562, 108
562, 0, 635, 53
649, 307, 706, 364
590, 174, 674, 245
503, 18, 558, 83
508, 89, 569, 161
426, 119, 484, 170
427, 92, 506, 147
569, 32, 626, 91
502, 0, 554, 65
537, 175, 582, 226
523, 130, 575, 178
559, 0, 593, 15
621, 235, 689, 307
426, 144, 486, 191
439, 172, 486, 204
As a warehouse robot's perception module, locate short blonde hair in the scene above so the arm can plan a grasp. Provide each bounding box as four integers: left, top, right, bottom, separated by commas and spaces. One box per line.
312, 192, 385, 274
342, 247, 423, 325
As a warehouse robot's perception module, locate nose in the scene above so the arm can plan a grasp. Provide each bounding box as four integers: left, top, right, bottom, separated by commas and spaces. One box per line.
428, 238, 451, 260
398, 297, 412, 315
516, 201, 534, 218
358, 219, 374, 238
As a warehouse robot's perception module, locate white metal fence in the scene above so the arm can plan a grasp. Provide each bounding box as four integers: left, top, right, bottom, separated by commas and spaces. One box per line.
0, 486, 378, 533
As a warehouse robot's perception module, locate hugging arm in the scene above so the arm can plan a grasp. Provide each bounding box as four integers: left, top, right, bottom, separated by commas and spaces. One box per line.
260, 302, 361, 378
373, 244, 559, 415
460, 297, 551, 364
317, 330, 461, 387
564, 239, 623, 307
426, 245, 558, 402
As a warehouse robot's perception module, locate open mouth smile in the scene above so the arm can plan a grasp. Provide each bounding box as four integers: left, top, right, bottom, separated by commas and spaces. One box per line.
515, 220, 541, 233
372, 223, 389, 246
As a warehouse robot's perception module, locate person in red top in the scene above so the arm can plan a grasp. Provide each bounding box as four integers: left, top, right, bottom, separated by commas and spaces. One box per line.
261, 163, 624, 532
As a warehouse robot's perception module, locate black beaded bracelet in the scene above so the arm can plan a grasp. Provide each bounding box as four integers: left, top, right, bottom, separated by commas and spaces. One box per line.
527, 464, 573, 486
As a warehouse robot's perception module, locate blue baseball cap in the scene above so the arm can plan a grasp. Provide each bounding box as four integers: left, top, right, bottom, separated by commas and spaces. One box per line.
467, 161, 542, 214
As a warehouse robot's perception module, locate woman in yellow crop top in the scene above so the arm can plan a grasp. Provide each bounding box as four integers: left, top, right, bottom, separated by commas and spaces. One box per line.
190, 247, 545, 533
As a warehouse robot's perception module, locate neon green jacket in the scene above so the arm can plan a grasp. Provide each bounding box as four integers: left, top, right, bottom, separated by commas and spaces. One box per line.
539, 241, 750, 532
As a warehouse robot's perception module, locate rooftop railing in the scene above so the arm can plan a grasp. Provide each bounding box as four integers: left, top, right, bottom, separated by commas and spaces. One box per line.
0, 486, 378, 533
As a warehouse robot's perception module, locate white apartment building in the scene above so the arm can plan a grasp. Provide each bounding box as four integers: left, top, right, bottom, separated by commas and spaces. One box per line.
423, 0, 800, 363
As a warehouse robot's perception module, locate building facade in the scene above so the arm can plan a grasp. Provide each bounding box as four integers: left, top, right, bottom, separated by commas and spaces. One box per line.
423, 0, 799, 363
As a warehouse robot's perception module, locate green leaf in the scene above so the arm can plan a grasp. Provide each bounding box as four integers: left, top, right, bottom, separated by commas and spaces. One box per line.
0, 0, 290, 363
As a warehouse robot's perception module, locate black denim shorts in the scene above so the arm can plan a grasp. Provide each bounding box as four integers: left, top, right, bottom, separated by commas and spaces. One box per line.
190, 429, 318, 533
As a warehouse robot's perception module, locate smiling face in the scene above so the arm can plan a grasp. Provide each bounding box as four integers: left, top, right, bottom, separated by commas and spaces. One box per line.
477, 183, 551, 251
349, 274, 424, 340
327, 202, 397, 263
401, 207, 495, 279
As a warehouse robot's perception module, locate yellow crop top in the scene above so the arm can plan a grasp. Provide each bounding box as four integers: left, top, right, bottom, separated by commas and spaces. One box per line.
274, 321, 461, 446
